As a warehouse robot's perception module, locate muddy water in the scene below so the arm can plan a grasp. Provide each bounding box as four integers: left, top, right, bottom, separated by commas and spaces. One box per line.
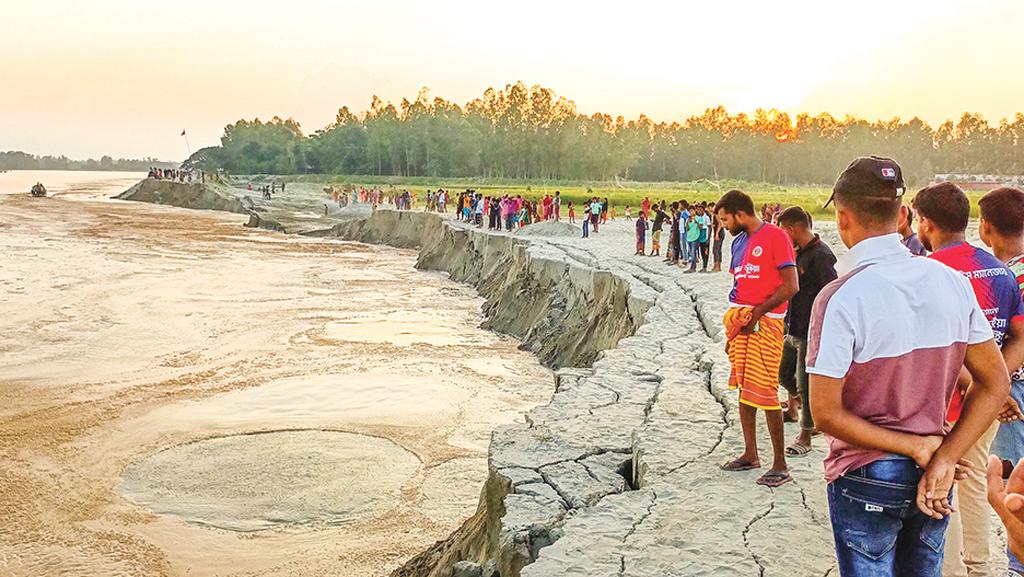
0, 175, 551, 577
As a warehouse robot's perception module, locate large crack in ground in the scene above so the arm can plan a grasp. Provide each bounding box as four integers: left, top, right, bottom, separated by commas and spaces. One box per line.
743, 499, 776, 577
618, 490, 658, 577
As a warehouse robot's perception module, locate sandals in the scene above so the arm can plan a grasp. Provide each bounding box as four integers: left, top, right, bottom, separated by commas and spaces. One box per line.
756, 470, 793, 488
720, 458, 761, 472
785, 442, 813, 457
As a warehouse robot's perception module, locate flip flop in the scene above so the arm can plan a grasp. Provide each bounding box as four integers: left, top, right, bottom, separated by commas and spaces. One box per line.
785, 443, 813, 457
756, 470, 793, 488
720, 458, 761, 472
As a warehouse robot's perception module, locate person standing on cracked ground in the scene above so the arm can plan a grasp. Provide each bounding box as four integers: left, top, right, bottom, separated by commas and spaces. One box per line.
913, 182, 1024, 577
634, 209, 648, 255
712, 210, 726, 272
650, 202, 667, 257
808, 156, 1009, 577
716, 189, 799, 488
776, 205, 837, 457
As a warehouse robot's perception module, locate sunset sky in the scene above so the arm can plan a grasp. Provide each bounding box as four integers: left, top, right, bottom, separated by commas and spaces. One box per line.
2, 0, 1021, 161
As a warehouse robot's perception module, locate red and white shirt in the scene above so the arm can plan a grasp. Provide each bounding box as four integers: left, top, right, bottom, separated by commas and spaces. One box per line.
728, 222, 796, 317
806, 234, 993, 483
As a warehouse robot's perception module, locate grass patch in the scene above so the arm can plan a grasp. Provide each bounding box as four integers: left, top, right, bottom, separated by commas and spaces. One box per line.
241, 174, 993, 218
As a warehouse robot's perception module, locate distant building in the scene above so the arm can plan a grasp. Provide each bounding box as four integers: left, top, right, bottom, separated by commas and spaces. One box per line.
933, 174, 1024, 190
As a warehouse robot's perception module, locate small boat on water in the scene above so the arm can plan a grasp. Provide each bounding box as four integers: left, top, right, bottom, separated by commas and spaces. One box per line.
30, 182, 47, 197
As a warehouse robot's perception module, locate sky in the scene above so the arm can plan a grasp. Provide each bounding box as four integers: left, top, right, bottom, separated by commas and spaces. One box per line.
2, 0, 1022, 161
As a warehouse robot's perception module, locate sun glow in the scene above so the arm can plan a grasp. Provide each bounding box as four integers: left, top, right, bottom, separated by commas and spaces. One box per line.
1, 0, 1022, 159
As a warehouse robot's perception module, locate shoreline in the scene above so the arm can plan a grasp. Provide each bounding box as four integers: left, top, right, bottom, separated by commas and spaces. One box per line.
0, 187, 555, 577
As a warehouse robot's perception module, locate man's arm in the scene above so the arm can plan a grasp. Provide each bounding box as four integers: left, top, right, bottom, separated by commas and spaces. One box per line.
958, 318, 1024, 422
745, 266, 798, 332
1003, 318, 1024, 380
809, 374, 941, 468
918, 338, 1010, 518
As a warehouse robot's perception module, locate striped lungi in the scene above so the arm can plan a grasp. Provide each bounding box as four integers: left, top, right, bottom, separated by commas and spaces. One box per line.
724, 307, 785, 411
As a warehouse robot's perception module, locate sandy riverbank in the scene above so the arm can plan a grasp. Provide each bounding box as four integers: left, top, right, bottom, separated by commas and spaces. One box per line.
0, 183, 552, 577
49, 177, 1006, 577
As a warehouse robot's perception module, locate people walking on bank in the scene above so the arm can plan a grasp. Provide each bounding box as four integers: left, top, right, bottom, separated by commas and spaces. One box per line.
554, 191, 562, 220
635, 210, 648, 255
589, 197, 602, 234
776, 206, 837, 456
694, 203, 712, 272
716, 189, 798, 488
808, 156, 1009, 577
712, 212, 726, 272
650, 203, 667, 257
678, 202, 688, 264
667, 202, 680, 264
684, 210, 700, 272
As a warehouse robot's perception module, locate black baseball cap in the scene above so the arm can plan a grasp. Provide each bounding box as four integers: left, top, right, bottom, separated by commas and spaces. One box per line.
824, 156, 906, 208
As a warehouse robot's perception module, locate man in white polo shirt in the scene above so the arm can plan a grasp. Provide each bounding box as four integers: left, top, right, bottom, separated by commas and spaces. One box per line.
808, 156, 1010, 577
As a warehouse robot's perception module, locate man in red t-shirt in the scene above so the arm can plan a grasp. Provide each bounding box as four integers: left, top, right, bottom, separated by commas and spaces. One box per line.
715, 189, 799, 487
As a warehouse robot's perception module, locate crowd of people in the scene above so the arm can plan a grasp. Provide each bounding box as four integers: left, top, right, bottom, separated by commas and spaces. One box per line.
714, 155, 1024, 577
248, 182, 282, 200
329, 166, 1024, 575
419, 189, 570, 230
162, 165, 1024, 575
318, 185, 412, 211
148, 167, 204, 183
631, 198, 722, 272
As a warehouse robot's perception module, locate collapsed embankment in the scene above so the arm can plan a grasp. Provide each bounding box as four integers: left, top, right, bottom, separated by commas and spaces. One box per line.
319, 210, 645, 369
116, 178, 256, 214
319, 210, 652, 577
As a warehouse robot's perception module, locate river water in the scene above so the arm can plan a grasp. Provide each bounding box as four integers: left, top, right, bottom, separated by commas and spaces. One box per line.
0, 171, 551, 577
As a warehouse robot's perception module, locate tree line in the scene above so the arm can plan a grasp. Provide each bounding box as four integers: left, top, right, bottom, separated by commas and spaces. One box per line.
0, 151, 176, 172
189, 82, 1024, 185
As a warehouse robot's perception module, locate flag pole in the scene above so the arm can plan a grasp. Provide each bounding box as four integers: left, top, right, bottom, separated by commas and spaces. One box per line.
182, 130, 192, 160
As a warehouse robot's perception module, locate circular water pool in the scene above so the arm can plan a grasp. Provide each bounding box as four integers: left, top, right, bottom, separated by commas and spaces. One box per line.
120, 430, 420, 532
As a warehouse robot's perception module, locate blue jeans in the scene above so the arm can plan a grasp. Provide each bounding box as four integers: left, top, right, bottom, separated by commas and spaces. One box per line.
827, 456, 949, 577
687, 239, 700, 269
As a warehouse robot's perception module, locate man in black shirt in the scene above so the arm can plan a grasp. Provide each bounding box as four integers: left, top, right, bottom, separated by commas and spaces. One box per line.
777, 206, 837, 456
650, 203, 668, 257
666, 202, 680, 264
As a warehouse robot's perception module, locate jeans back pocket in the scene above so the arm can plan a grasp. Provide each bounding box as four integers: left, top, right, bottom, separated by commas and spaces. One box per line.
834, 486, 909, 561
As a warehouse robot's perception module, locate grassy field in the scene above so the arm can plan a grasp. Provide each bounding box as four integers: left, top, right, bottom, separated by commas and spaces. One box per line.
250, 174, 993, 218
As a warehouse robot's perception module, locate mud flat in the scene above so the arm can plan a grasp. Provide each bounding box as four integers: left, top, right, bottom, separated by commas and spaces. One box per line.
110, 179, 885, 577
0, 182, 553, 577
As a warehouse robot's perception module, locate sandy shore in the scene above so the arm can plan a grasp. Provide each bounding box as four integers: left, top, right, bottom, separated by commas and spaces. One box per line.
0, 186, 551, 576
